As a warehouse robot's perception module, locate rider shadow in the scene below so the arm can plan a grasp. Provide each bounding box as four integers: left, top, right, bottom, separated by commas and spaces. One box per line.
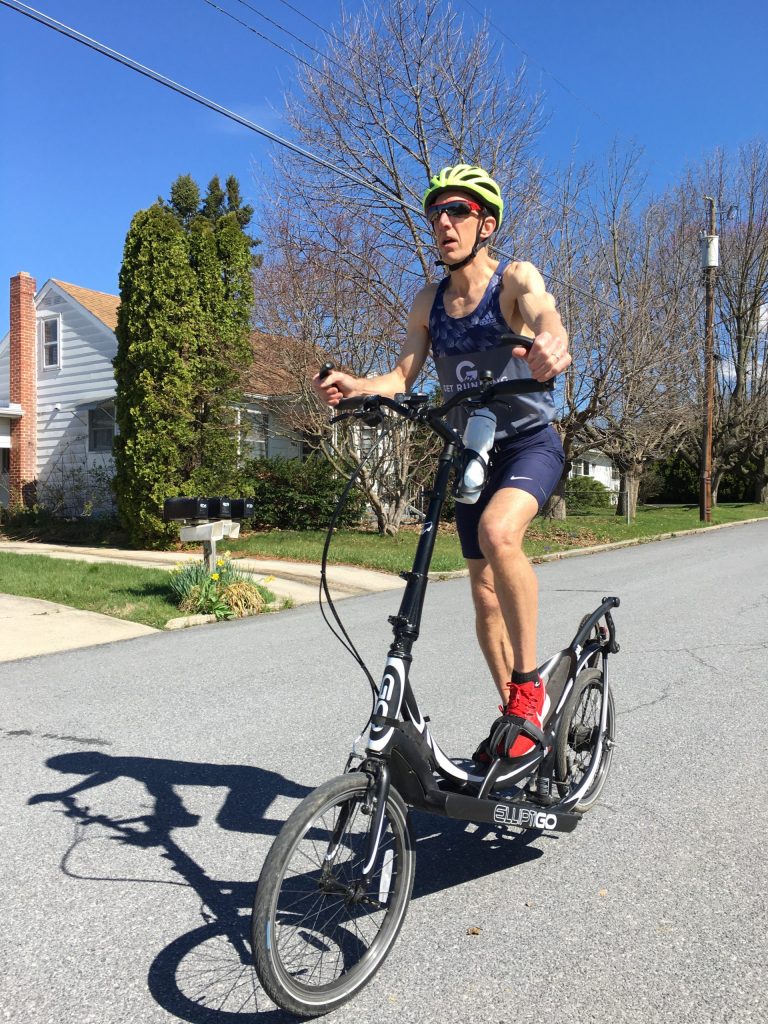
30, 752, 550, 1023
28, 750, 313, 1023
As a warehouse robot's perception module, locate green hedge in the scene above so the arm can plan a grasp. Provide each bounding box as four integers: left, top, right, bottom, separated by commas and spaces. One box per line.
237, 456, 365, 530
565, 476, 612, 513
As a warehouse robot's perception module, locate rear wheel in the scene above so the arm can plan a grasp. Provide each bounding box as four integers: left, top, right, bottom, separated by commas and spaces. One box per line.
252, 773, 415, 1018
555, 669, 615, 812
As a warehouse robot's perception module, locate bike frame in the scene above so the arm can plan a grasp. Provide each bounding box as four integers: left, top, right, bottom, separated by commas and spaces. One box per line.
333, 375, 619, 845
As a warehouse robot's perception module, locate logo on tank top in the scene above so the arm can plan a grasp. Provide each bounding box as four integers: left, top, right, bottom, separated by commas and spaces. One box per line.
456, 360, 478, 383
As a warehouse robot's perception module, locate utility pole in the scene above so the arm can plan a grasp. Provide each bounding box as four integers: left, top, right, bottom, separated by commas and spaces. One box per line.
700, 197, 718, 522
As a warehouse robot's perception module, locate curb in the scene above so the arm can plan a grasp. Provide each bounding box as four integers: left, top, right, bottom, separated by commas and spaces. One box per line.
529, 515, 768, 564
426, 516, 767, 578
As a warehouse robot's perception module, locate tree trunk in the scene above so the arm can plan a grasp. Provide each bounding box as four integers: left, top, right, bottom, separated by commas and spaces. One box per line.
616, 471, 641, 520
542, 477, 567, 520
711, 466, 724, 508
754, 454, 768, 505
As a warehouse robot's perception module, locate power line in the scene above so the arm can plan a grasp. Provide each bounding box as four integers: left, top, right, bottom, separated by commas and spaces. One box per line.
2, 0, 679, 324
457, 0, 621, 137
0, 0, 419, 214
201, 0, 594, 228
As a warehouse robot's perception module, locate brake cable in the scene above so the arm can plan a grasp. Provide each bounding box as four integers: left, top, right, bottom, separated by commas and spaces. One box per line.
318, 412, 398, 721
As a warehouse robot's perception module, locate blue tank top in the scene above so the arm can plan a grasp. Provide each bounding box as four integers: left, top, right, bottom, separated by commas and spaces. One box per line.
429, 261, 556, 439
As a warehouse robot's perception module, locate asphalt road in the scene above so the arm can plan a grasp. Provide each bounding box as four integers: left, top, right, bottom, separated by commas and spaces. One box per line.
2, 522, 766, 1024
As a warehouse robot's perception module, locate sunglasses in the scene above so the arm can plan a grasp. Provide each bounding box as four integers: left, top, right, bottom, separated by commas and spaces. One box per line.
426, 199, 483, 224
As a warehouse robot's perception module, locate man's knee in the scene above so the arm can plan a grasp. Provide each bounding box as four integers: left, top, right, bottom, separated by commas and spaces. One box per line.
477, 515, 526, 560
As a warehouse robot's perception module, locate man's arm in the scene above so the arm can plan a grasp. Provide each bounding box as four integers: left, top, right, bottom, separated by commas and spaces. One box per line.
502, 262, 571, 382
313, 286, 433, 406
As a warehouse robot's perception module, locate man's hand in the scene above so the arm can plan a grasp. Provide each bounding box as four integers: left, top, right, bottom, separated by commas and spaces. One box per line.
511, 330, 571, 382
312, 369, 359, 408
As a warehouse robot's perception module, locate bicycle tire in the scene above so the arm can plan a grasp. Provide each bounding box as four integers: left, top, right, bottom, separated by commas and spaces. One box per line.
251, 773, 415, 1017
555, 668, 615, 812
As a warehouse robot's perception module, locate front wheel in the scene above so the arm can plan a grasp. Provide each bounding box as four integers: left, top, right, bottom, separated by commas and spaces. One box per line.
555, 668, 615, 812
252, 773, 415, 1018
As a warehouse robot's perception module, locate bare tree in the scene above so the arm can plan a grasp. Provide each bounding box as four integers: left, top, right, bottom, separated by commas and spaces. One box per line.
545, 147, 698, 518
659, 144, 768, 506
251, 0, 546, 531
708, 144, 768, 503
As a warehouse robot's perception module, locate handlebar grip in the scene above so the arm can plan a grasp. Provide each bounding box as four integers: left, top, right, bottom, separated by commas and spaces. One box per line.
318, 362, 334, 380
500, 331, 534, 352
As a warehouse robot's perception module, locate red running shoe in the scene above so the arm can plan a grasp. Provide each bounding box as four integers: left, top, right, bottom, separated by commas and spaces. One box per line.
503, 677, 550, 758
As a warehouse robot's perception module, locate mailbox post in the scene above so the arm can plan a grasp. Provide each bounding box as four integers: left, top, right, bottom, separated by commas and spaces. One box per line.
178, 518, 240, 573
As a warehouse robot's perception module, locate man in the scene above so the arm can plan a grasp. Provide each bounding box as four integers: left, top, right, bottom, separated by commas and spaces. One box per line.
313, 164, 571, 760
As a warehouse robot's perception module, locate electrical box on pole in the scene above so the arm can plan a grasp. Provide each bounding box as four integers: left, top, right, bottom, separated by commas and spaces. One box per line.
700, 233, 719, 269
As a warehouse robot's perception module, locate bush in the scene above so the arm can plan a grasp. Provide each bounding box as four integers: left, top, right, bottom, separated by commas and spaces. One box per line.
565, 476, 612, 513
169, 555, 275, 619
237, 455, 365, 530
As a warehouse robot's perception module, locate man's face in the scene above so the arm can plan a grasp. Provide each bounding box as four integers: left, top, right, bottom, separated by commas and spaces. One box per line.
426, 190, 495, 262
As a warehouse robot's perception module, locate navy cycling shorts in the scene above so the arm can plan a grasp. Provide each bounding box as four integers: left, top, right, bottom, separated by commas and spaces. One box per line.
454, 424, 565, 561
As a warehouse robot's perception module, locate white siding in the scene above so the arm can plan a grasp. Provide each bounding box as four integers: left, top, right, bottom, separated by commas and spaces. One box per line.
569, 450, 620, 493
34, 285, 117, 513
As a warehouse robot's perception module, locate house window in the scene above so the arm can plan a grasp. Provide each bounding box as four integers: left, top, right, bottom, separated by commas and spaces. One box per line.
41, 316, 61, 368
572, 460, 590, 477
1, 449, 9, 474
88, 404, 115, 452
246, 411, 269, 458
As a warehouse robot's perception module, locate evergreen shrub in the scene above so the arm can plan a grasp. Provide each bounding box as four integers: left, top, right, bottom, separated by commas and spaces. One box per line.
238, 456, 365, 530
565, 476, 612, 513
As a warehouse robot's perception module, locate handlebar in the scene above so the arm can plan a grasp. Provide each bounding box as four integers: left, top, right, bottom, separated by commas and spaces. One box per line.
572, 596, 620, 653
321, 332, 555, 431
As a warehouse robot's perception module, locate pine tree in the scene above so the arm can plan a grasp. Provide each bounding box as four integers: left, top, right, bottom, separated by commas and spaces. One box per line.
114, 205, 202, 546
114, 174, 259, 546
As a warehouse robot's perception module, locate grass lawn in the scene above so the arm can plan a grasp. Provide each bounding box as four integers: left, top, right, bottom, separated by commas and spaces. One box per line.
1, 504, 764, 619
225, 503, 768, 573
0, 552, 179, 629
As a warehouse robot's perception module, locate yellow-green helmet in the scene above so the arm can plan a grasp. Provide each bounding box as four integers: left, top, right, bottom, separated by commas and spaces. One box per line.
423, 164, 504, 229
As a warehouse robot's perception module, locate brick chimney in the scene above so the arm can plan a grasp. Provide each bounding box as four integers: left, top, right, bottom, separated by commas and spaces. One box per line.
9, 272, 37, 507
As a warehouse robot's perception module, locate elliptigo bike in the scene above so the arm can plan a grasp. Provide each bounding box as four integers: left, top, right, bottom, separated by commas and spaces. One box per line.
252, 341, 620, 1017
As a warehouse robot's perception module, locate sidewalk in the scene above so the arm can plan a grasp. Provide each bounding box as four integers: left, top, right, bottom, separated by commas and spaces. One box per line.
0, 540, 407, 662
0, 540, 407, 604
2, 516, 764, 662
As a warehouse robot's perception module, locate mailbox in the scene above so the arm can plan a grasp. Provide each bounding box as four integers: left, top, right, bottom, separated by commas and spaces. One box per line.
162, 496, 209, 523
230, 497, 255, 519
206, 497, 232, 520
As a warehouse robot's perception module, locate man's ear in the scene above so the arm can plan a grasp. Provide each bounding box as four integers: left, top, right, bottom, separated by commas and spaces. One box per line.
479, 215, 497, 240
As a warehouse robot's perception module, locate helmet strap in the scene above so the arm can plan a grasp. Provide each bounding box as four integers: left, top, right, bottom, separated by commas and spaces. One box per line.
434, 215, 490, 273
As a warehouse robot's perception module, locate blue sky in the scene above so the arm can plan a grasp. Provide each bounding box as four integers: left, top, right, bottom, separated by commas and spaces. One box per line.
2, 0, 767, 335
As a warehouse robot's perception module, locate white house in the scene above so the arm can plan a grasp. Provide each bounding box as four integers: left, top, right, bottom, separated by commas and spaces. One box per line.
0, 272, 304, 515
569, 449, 620, 502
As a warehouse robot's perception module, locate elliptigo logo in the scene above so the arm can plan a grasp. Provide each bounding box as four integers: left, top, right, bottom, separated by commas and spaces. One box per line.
493, 804, 558, 830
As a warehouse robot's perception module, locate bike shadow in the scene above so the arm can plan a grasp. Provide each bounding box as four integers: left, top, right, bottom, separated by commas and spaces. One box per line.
28, 752, 549, 1023
409, 810, 546, 898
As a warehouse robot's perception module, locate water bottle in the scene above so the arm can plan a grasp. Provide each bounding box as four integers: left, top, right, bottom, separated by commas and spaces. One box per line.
455, 408, 496, 504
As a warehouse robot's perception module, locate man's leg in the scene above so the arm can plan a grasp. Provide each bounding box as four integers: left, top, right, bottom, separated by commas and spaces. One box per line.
476, 487, 540, 674
467, 558, 514, 703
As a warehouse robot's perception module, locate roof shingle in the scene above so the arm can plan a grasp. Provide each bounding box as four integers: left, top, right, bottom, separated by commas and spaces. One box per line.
52, 279, 120, 331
